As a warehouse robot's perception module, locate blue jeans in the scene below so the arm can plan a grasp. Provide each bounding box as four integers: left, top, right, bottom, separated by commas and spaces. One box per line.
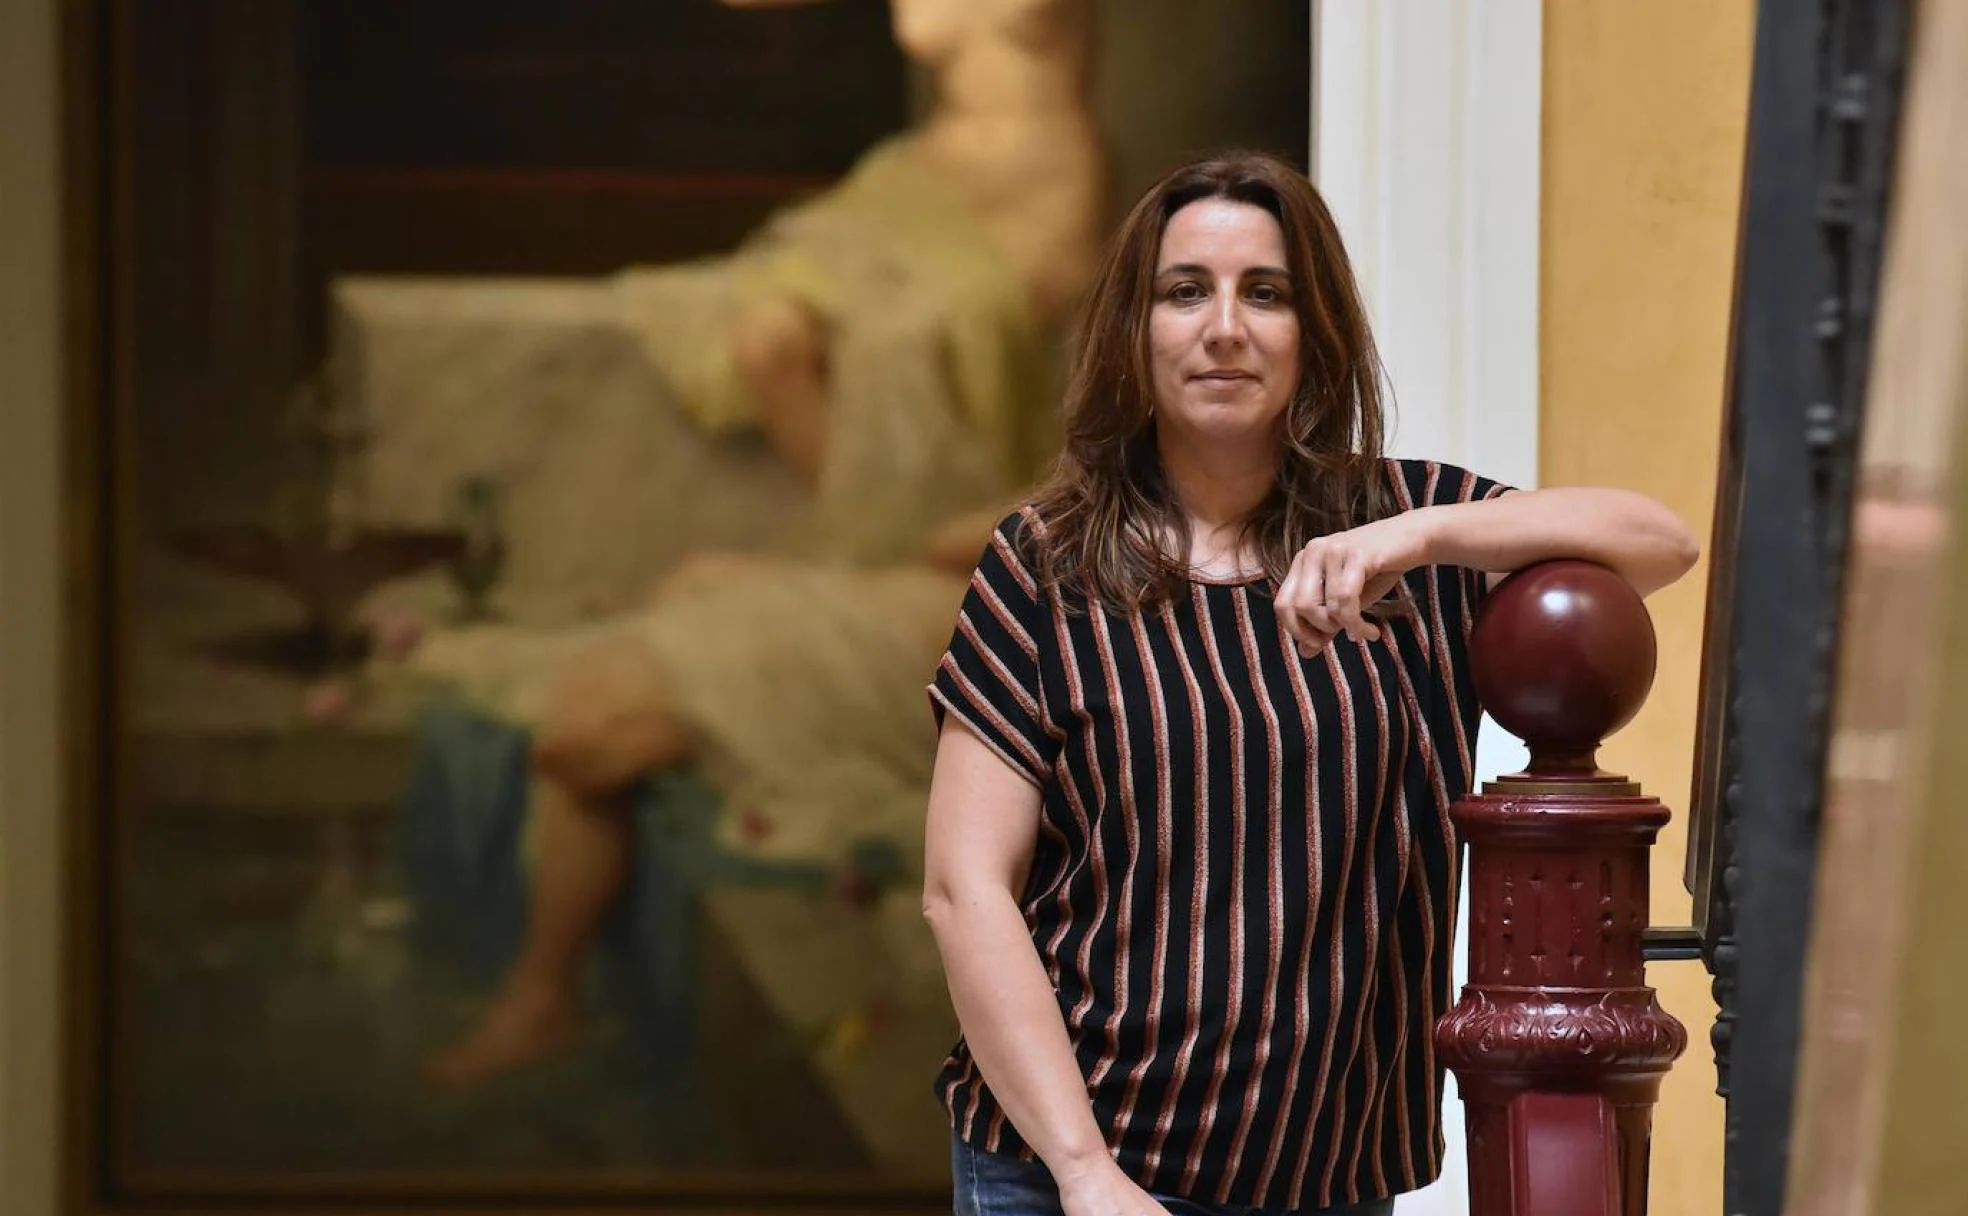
951, 1135, 1397, 1216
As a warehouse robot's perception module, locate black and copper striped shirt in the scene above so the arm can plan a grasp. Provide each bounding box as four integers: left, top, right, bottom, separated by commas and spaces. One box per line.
927, 459, 1511, 1211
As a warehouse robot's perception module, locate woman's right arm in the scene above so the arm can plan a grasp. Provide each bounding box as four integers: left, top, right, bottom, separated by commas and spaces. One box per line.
921, 718, 1164, 1216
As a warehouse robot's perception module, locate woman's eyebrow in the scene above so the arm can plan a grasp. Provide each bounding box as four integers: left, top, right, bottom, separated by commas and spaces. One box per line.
1155, 262, 1292, 278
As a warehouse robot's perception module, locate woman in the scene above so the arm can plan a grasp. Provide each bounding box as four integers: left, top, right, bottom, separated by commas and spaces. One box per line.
920, 153, 1699, 1216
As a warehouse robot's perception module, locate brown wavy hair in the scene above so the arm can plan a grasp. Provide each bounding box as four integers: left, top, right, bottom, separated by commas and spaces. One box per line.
1029, 152, 1392, 610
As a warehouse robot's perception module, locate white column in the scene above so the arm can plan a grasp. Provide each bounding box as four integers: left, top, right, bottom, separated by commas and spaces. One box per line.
1312, 3, 1543, 1211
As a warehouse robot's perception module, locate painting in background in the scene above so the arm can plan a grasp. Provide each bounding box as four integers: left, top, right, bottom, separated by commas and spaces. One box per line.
102, 0, 1308, 1204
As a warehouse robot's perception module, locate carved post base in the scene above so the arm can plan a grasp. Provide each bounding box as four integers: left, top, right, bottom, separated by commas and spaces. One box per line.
1436, 785, 1687, 1216
1439, 560, 1689, 1215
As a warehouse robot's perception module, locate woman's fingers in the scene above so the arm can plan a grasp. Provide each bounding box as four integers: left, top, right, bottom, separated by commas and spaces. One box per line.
1287, 608, 1338, 658
1278, 538, 1405, 654
1328, 551, 1377, 642
1276, 545, 1341, 656
1360, 571, 1405, 630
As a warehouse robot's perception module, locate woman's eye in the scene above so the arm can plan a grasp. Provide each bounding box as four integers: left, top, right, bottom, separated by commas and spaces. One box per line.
1168, 282, 1206, 304
1248, 283, 1288, 305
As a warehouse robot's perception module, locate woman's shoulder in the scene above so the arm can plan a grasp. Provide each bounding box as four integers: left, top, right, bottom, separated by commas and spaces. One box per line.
978, 504, 1051, 583
988, 503, 1053, 551
1379, 455, 1465, 485
1378, 457, 1504, 508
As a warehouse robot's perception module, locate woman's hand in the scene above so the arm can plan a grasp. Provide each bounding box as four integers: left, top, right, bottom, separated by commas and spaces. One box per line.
1274, 513, 1432, 658
1054, 1157, 1170, 1216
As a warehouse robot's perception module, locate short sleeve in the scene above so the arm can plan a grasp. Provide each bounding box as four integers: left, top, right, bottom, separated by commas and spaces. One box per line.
1387, 459, 1516, 785
927, 510, 1058, 787
1388, 458, 1516, 624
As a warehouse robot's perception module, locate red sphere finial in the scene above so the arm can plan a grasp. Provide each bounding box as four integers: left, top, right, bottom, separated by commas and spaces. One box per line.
1470, 560, 1656, 780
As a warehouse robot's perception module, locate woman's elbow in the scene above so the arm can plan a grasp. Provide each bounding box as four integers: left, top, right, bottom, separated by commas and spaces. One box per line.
922, 874, 978, 933
1629, 500, 1701, 595
1659, 504, 1702, 580
1662, 516, 1701, 581
922, 872, 1020, 938
922, 880, 957, 929
1674, 531, 1702, 578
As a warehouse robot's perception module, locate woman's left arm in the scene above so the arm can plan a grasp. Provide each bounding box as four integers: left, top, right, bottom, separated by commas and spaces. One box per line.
1419, 487, 1701, 599
1275, 487, 1700, 657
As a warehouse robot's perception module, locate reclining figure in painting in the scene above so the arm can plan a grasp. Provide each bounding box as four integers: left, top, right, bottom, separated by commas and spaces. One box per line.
350, 0, 1104, 1102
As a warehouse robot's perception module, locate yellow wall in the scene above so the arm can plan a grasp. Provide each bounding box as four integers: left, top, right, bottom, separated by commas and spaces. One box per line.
1541, 1, 1754, 1210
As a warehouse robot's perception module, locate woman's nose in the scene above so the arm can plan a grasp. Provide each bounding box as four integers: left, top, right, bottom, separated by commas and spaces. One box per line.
1202, 294, 1247, 348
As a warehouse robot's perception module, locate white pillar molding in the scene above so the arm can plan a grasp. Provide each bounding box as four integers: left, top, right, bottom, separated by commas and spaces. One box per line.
1313, 0, 1542, 493
1312, 4, 1543, 1213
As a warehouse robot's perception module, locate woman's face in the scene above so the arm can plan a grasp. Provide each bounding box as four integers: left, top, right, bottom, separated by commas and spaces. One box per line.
1148, 198, 1302, 445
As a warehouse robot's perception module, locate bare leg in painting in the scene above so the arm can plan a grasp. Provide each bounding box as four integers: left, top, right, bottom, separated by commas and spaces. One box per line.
420, 634, 694, 1089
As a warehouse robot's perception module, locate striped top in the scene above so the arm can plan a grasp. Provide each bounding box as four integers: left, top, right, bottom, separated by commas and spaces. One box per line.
927, 458, 1511, 1211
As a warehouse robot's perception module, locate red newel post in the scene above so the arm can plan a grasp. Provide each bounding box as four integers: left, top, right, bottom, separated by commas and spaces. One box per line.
1436, 561, 1688, 1216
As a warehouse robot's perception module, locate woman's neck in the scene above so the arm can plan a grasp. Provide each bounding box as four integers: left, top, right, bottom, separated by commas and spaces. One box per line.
1158, 429, 1277, 555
